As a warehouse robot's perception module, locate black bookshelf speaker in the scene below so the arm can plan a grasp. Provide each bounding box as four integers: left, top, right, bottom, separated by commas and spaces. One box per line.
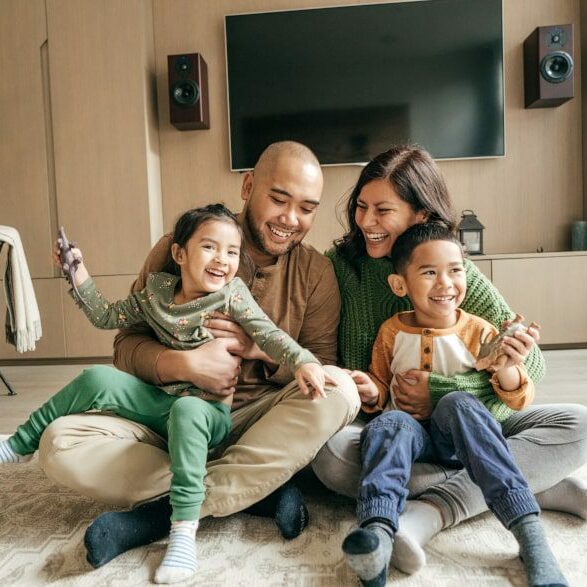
168, 53, 210, 130
523, 25, 574, 109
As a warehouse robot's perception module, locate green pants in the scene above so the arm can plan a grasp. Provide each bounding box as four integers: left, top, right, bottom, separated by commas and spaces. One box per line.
10, 365, 231, 521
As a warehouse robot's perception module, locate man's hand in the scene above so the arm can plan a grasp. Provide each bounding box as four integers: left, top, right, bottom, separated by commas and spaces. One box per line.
158, 338, 242, 397
295, 363, 336, 400
393, 370, 432, 420
205, 311, 275, 363
347, 370, 379, 406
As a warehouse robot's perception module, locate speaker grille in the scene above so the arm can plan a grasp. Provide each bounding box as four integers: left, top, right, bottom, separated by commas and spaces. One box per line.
540, 51, 573, 84
171, 80, 200, 106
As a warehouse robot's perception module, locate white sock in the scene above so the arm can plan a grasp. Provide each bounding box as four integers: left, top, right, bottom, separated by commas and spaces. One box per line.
391, 500, 443, 575
154, 520, 198, 584
0, 439, 32, 464
536, 477, 587, 520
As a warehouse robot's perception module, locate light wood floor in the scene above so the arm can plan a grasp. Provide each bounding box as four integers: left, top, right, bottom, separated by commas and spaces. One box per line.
0, 350, 586, 433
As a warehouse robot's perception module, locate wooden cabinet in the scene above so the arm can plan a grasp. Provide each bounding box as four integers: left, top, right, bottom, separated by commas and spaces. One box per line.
471, 259, 492, 281
0, 278, 66, 360
0, 0, 54, 279
62, 276, 136, 358
472, 252, 587, 347
0, 1, 160, 362
0, 275, 136, 360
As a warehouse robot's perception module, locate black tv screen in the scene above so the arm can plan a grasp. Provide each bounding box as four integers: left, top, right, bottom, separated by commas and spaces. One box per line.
225, 0, 504, 170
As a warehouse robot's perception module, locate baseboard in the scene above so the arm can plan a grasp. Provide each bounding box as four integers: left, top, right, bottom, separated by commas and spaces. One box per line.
0, 357, 113, 367
540, 343, 587, 350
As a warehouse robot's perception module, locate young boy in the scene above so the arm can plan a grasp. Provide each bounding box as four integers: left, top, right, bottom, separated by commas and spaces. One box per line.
342, 223, 567, 587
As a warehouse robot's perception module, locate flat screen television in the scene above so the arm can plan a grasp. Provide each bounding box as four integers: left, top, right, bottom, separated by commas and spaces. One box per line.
225, 0, 504, 170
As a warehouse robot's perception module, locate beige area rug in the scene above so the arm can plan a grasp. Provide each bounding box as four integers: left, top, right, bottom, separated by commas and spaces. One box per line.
1, 450, 586, 586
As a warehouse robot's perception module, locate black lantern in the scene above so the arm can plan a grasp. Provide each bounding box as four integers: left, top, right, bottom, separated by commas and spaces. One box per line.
458, 210, 485, 255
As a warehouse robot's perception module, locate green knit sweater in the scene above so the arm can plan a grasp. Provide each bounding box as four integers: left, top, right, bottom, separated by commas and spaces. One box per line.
327, 248, 546, 422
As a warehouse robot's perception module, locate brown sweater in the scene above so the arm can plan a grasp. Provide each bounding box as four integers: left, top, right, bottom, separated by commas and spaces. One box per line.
113, 233, 340, 410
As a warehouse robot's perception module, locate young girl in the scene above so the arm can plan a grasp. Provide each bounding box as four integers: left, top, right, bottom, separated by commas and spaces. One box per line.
0, 203, 329, 584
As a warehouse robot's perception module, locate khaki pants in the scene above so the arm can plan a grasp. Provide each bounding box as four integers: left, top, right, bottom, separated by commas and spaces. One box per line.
37, 365, 360, 518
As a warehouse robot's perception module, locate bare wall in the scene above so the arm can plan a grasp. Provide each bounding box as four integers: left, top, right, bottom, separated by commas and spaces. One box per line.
153, 0, 582, 255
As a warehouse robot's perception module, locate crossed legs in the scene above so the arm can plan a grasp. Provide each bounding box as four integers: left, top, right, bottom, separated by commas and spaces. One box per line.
37, 365, 360, 566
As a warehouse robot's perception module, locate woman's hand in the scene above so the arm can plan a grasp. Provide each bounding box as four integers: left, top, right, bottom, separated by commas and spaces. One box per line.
347, 370, 379, 406
204, 311, 275, 363
393, 370, 432, 420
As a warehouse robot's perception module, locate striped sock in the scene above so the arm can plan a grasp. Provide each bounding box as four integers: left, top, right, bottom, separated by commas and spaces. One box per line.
154, 520, 198, 584
0, 439, 31, 464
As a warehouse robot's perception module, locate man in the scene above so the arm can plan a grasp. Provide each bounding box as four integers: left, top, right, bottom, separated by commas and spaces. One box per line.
37, 141, 360, 567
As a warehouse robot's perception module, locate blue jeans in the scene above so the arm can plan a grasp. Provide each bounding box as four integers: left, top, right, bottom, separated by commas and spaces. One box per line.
358, 392, 539, 531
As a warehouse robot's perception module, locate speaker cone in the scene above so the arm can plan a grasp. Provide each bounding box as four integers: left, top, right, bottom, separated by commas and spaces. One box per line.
171, 80, 200, 106
540, 51, 573, 83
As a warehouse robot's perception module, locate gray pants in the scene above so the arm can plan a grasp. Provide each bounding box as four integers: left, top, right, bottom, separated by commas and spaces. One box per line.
312, 403, 587, 528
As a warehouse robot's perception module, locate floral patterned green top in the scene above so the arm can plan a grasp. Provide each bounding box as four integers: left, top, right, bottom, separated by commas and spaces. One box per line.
72, 273, 319, 396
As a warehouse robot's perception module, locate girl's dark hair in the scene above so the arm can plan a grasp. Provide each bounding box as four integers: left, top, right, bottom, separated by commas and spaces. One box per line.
162, 203, 252, 278
391, 222, 462, 275
335, 145, 457, 269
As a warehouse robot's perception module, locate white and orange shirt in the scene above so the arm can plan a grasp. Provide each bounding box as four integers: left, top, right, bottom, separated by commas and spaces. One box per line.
364, 309, 534, 415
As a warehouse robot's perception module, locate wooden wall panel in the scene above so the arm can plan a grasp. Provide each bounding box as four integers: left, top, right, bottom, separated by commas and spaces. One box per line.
0, 0, 54, 278
471, 259, 492, 281
153, 0, 582, 256
46, 0, 161, 276
0, 278, 66, 359
445, 0, 582, 254
62, 275, 136, 358
492, 255, 587, 344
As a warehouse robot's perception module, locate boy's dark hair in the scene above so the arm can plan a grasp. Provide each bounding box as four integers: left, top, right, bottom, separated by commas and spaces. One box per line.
163, 203, 252, 278
391, 222, 463, 275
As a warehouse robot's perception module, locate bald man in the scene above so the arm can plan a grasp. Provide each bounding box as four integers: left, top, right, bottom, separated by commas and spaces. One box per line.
37, 141, 360, 567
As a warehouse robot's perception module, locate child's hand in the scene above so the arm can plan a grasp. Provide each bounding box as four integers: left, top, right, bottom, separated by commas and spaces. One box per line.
348, 370, 379, 406
295, 363, 333, 400
490, 316, 541, 372
52, 238, 88, 286
52, 239, 83, 269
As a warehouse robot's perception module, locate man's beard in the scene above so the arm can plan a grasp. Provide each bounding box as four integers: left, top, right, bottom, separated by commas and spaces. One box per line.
244, 206, 301, 258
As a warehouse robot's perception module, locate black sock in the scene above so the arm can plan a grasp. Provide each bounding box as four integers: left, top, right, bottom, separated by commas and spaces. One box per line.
84, 496, 172, 568
244, 482, 309, 540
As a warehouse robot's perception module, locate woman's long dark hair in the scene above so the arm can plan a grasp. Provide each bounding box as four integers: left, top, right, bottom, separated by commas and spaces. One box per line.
335, 145, 457, 269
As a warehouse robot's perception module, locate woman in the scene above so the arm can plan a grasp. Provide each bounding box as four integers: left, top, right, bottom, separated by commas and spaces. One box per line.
312, 145, 587, 574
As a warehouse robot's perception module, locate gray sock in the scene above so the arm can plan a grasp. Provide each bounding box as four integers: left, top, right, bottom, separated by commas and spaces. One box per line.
342, 522, 393, 586
391, 500, 443, 574
536, 477, 587, 520
510, 514, 568, 587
